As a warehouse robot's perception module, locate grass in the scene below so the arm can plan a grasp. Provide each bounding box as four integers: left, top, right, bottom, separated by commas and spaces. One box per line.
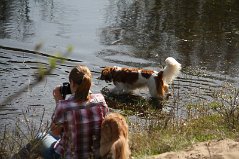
128, 112, 238, 158
0, 83, 238, 159
0, 109, 49, 159
102, 83, 239, 158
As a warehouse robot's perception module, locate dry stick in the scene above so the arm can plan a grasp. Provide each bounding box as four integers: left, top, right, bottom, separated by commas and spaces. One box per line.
14, 123, 31, 145
36, 108, 47, 136
205, 142, 212, 159
0, 45, 82, 62
22, 110, 35, 138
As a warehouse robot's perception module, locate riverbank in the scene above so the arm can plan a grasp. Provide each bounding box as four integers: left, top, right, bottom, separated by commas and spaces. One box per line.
101, 83, 239, 158
1, 47, 238, 158
147, 138, 239, 159
1, 82, 239, 158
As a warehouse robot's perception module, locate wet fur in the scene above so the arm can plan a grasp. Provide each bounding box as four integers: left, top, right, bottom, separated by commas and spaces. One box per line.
100, 57, 181, 100
100, 113, 130, 159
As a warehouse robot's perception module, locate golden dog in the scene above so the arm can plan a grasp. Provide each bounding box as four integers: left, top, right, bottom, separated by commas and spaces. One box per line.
100, 113, 130, 159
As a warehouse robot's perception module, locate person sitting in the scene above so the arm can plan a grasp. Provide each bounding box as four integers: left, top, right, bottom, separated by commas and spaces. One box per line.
13, 64, 109, 159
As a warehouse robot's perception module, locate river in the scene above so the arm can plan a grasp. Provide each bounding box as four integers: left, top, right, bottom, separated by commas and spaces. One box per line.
0, 0, 238, 132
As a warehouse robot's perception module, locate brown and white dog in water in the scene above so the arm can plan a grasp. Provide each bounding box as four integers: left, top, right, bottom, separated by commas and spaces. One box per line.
100, 112, 130, 159
100, 57, 181, 100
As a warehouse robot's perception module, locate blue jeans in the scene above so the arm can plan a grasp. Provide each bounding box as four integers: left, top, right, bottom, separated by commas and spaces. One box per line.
37, 132, 61, 159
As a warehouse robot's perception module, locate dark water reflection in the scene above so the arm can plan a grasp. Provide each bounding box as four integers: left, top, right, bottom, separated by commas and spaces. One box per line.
0, 0, 238, 76
0, 0, 238, 131
101, 0, 239, 77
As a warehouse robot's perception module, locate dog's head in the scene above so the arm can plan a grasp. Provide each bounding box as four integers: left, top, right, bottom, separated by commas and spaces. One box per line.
100, 67, 115, 82
100, 112, 130, 158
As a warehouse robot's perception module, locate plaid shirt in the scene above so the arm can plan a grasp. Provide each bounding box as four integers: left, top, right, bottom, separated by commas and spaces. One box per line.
52, 93, 108, 159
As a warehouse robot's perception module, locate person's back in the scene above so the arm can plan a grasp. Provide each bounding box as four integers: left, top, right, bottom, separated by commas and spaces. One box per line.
53, 93, 108, 159
48, 65, 109, 159
12, 65, 109, 159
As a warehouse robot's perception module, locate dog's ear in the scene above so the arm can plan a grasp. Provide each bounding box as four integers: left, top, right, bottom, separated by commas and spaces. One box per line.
100, 67, 114, 82
107, 67, 113, 82
99, 68, 106, 80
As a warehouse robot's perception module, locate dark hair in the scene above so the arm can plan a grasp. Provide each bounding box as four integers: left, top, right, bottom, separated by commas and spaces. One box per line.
69, 65, 92, 101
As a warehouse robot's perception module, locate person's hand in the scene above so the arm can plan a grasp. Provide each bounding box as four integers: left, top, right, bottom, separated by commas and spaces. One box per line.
50, 122, 63, 138
53, 85, 64, 102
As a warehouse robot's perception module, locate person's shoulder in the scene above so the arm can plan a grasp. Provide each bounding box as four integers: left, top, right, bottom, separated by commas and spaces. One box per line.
57, 97, 75, 109
90, 93, 106, 103
91, 93, 105, 100
91, 93, 104, 97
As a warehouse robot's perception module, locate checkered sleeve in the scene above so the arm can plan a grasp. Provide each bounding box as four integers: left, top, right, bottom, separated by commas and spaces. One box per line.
52, 101, 65, 124
95, 93, 108, 107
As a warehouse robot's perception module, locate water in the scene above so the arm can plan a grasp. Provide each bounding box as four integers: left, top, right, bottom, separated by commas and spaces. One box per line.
0, 0, 239, 131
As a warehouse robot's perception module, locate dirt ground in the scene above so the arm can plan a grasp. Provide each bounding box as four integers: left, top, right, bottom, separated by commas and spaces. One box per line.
147, 138, 239, 159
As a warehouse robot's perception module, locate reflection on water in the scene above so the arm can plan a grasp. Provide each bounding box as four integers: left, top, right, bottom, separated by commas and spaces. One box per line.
101, 0, 239, 78
0, 0, 238, 78
0, 0, 238, 131
0, 0, 33, 40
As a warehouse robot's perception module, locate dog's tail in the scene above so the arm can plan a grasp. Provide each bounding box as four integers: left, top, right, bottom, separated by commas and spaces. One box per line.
111, 136, 130, 159
162, 57, 181, 84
